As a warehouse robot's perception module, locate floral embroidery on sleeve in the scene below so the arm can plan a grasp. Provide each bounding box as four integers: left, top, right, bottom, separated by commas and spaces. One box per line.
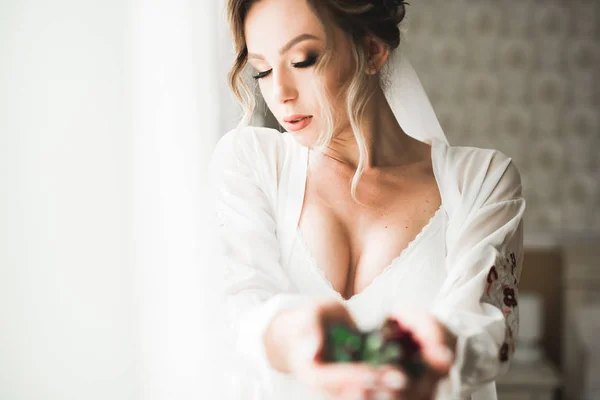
481, 251, 519, 362
499, 343, 510, 362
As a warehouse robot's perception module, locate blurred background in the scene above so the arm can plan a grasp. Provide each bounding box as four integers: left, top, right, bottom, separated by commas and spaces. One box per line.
402, 3, 600, 399
0, 0, 598, 399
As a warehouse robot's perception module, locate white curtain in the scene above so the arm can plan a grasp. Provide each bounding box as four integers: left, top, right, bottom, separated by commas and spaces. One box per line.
1, 2, 138, 399
1, 0, 235, 399
131, 0, 233, 398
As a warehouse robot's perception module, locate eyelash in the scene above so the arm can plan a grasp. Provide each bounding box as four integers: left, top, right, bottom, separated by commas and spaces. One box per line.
252, 54, 319, 80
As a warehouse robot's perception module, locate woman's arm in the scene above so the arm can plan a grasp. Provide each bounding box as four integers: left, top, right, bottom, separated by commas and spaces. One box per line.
431, 150, 526, 398
208, 128, 311, 374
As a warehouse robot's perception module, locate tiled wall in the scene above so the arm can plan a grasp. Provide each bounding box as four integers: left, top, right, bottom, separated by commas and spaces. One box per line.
402, 0, 600, 240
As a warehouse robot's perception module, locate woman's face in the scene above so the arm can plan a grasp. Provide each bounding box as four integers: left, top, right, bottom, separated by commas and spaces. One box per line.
244, 0, 355, 147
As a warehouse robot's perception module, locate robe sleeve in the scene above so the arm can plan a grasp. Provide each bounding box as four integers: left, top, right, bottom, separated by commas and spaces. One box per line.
431, 147, 526, 398
207, 128, 311, 379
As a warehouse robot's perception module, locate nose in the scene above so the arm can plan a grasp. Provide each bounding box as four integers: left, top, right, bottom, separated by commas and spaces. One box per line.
272, 68, 298, 104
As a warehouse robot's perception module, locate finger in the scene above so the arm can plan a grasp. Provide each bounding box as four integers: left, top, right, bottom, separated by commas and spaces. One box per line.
386, 311, 455, 376
414, 372, 439, 400
377, 367, 408, 392
321, 371, 371, 400
288, 337, 323, 374
375, 366, 438, 400
334, 387, 368, 400
421, 345, 454, 377
306, 362, 379, 393
397, 365, 443, 400
367, 389, 397, 400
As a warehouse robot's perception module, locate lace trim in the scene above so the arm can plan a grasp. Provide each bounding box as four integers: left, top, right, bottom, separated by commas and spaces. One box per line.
295, 205, 445, 302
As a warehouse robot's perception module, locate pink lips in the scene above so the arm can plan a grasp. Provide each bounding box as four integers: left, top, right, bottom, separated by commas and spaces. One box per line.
282, 115, 313, 132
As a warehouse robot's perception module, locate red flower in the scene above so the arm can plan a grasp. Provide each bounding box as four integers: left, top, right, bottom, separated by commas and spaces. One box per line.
499, 342, 509, 362
487, 266, 498, 283
503, 288, 518, 307
510, 253, 517, 276
381, 318, 422, 358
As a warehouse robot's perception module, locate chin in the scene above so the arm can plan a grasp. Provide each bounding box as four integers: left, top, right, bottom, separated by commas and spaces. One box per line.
288, 130, 318, 148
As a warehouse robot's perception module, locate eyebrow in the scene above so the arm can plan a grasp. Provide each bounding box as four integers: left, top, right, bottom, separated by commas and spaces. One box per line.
248, 33, 321, 60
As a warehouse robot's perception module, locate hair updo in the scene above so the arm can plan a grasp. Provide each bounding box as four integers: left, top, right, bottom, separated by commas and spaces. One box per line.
226, 0, 408, 202
320, 0, 406, 50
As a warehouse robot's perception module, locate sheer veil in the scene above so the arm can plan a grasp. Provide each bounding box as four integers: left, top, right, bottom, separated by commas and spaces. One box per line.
385, 50, 449, 146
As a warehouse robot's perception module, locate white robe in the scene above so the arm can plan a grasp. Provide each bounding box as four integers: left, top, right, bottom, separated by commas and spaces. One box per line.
207, 126, 526, 400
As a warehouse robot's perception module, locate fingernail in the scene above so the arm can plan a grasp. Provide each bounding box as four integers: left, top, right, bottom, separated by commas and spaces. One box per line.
382, 370, 407, 390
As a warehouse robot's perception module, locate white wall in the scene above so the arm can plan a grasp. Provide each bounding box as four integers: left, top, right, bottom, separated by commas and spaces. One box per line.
0, 2, 137, 399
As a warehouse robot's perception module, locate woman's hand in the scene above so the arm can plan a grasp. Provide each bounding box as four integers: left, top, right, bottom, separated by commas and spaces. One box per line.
264, 300, 380, 399
370, 310, 457, 400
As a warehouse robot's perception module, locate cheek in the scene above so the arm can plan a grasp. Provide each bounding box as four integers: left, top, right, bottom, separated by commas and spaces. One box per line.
325, 40, 355, 91
320, 60, 354, 114
321, 74, 349, 122
328, 62, 354, 99
257, 81, 277, 115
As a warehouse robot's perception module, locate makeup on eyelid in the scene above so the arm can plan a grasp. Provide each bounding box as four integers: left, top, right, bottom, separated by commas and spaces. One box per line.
251, 51, 320, 80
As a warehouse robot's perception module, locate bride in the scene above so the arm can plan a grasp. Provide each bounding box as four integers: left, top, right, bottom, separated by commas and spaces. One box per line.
208, 0, 525, 399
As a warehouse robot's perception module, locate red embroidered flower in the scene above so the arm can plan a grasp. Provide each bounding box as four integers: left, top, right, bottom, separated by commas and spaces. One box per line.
487, 266, 499, 283
503, 288, 518, 307
481, 250, 520, 364
509, 252, 517, 277
499, 342, 509, 362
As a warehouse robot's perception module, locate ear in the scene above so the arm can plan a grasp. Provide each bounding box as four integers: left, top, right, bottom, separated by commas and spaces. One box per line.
364, 36, 390, 75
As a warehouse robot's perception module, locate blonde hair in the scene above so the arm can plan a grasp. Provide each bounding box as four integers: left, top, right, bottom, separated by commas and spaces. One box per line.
226, 0, 406, 202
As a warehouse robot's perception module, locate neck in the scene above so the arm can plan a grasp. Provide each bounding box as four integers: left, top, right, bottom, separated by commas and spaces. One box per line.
314, 86, 419, 171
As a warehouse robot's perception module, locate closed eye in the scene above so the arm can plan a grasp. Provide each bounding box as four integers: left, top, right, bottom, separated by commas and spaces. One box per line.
292, 53, 319, 68
251, 53, 319, 80
252, 69, 272, 80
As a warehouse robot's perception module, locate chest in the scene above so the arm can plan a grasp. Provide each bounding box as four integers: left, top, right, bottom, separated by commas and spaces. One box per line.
297, 162, 441, 300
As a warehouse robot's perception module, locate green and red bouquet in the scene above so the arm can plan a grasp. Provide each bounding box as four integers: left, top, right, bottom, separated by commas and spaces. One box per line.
323, 318, 426, 378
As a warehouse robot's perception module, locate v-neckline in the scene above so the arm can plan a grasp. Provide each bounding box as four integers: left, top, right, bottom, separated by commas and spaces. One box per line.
295, 206, 443, 302
291, 137, 445, 302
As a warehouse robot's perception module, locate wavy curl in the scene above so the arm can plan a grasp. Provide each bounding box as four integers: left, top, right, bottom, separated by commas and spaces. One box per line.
226, 0, 408, 203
